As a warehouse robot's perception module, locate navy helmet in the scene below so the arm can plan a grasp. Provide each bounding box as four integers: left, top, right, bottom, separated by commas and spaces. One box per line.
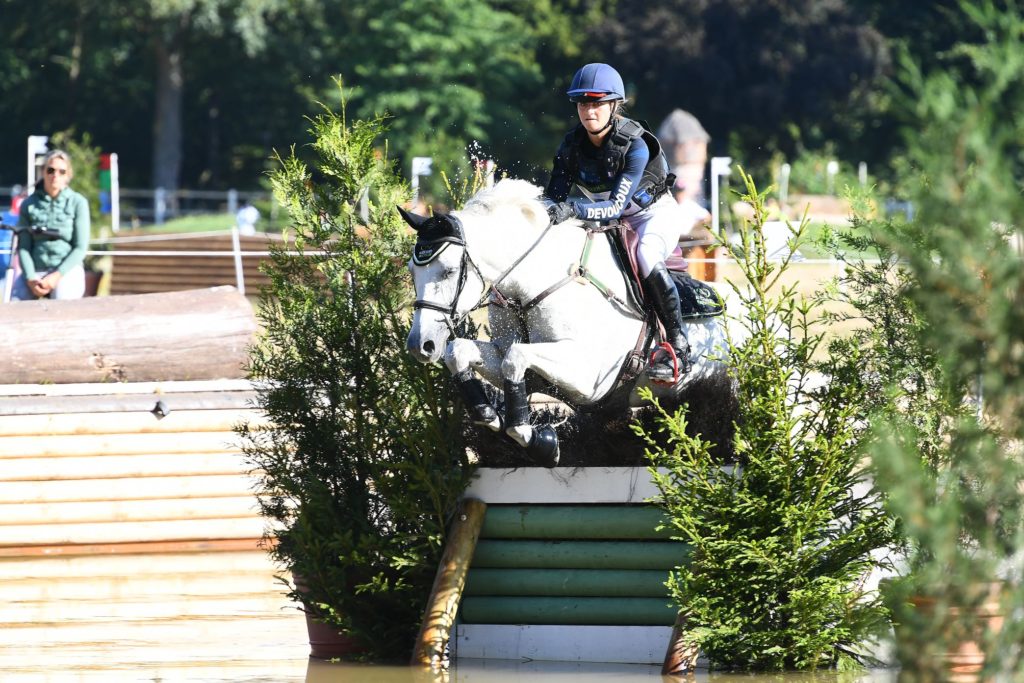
566, 63, 625, 103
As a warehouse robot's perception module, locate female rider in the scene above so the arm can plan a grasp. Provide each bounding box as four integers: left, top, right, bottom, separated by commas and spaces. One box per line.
545, 63, 691, 382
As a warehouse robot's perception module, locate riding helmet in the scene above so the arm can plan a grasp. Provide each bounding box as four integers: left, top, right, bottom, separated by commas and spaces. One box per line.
566, 63, 625, 102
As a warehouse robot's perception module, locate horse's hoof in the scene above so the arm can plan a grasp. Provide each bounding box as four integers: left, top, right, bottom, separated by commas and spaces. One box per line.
527, 425, 560, 468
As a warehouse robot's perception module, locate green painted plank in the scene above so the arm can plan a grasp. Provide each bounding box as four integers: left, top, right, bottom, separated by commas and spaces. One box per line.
460, 596, 677, 625
464, 568, 670, 597
481, 505, 673, 540
470, 540, 689, 570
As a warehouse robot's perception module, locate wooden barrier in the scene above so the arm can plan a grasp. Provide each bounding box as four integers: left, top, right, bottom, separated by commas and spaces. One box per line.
0, 287, 256, 384
0, 381, 310, 677
451, 469, 692, 665
108, 232, 280, 295
0, 382, 266, 557
412, 498, 487, 668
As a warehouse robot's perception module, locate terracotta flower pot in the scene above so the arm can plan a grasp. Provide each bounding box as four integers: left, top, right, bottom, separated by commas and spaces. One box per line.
292, 572, 367, 660
303, 611, 367, 660
899, 582, 1007, 683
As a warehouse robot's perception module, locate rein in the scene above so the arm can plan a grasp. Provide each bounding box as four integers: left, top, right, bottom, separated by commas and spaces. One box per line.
413, 212, 640, 338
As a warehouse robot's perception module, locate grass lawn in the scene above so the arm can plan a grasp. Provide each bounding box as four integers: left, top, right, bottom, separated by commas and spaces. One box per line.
142, 213, 239, 234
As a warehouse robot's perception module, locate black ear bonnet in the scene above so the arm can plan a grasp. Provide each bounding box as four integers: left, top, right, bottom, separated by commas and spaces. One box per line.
412, 214, 465, 265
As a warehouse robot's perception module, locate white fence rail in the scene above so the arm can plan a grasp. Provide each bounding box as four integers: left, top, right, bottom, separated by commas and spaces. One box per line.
1, 186, 273, 227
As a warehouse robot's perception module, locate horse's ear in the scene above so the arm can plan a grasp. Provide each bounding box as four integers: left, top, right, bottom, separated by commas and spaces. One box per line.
397, 205, 429, 231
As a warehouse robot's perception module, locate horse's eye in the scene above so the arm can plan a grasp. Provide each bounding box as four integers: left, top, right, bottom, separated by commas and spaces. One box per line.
443, 267, 458, 279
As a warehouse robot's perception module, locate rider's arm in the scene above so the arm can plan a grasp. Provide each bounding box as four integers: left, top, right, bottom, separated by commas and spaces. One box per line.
568, 141, 649, 222
544, 146, 574, 202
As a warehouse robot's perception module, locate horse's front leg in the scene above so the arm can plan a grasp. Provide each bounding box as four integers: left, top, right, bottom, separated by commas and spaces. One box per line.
444, 338, 504, 431
499, 340, 603, 466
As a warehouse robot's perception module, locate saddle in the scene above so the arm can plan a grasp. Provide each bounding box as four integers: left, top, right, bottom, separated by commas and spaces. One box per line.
608, 224, 725, 320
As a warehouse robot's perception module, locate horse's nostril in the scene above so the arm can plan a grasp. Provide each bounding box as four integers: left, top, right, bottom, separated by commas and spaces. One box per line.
423, 340, 435, 355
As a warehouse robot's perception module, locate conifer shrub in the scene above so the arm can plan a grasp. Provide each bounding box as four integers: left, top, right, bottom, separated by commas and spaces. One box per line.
236, 96, 473, 660
637, 171, 896, 670
848, 3, 1024, 676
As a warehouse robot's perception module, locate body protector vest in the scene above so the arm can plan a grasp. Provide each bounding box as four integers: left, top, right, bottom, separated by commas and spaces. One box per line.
555, 117, 675, 211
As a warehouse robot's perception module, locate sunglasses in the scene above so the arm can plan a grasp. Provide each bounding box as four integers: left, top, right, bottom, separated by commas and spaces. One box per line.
46, 167, 68, 176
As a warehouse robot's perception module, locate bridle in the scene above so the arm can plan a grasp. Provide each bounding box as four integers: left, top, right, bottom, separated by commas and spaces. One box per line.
411, 213, 557, 337
412, 238, 487, 337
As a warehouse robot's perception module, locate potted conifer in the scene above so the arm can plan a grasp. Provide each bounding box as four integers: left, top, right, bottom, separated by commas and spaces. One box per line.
236, 93, 474, 661
639, 170, 897, 671
833, 7, 1024, 677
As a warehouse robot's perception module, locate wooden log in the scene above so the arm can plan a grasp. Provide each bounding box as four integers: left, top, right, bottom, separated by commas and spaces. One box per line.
0, 432, 241, 459
0, 452, 249, 482
471, 540, 690, 570
0, 537, 265, 559
662, 612, 700, 674
0, 516, 266, 547
464, 568, 669, 598
481, 505, 673, 540
5, 570, 279, 602
0, 287, 256, 384
0, 496, 258, 526
412, 498, 487, 668
0, 409, 267, 437
0, 550, 273, 580
0, 473, 260, 504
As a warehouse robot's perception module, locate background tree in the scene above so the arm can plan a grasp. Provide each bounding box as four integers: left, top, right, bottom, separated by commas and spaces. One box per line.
596, 0, 889, 168
0, 0, 991, 195
321, 0, 544, 196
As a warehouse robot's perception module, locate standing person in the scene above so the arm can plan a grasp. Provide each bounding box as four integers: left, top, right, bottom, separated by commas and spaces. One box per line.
13, 150, 90, 300
545, 63, 692, 382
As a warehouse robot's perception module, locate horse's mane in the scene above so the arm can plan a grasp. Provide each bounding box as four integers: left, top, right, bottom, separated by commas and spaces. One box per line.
461, 178, 549, 230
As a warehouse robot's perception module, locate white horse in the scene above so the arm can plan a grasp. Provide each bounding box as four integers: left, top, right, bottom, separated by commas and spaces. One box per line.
402, 179, 748, 465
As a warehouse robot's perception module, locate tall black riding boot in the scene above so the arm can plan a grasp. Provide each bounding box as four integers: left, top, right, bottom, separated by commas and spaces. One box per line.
643, 263, 691, 383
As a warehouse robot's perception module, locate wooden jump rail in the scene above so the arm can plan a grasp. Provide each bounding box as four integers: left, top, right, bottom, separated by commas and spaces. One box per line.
0, 381, 267, 558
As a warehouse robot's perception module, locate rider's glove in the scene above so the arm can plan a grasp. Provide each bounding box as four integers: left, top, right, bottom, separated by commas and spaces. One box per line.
546, 201, 576, 225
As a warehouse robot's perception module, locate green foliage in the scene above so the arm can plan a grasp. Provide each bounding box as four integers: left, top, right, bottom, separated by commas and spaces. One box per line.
853, 2, 1024, 676
637, 169, 895, 671
325, 0, 542, 200
597, 0, 889, 164
783, 146, 867, 197
236, 94, 473, 660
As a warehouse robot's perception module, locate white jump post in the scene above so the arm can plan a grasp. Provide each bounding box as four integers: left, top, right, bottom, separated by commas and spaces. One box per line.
231, 224, 245, 296
26, 135, 49, 188
109, 153, 121, 233
710, 156, 733, 238
826, 160, 839, 195
411, 157, 433, 205
779, 162, 791, 205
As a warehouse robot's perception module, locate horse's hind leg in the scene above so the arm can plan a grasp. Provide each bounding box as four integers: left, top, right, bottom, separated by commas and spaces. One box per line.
445, 338, 504, 431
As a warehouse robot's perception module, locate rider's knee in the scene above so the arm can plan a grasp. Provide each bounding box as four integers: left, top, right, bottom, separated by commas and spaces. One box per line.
636, 235, 670, 278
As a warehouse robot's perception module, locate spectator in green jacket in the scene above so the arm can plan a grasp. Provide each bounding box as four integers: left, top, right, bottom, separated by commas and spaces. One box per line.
13, 150, 90, 300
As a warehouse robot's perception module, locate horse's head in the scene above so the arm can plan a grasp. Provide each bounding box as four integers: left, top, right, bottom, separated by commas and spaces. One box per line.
399, 206, 486, 364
